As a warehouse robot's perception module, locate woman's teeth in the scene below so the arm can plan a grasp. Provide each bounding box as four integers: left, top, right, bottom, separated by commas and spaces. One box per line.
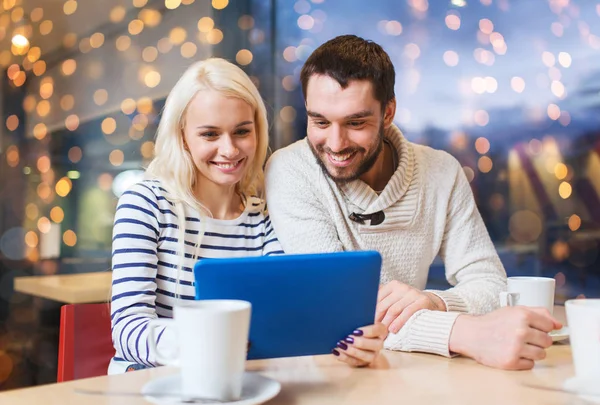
214, 160, 241, 169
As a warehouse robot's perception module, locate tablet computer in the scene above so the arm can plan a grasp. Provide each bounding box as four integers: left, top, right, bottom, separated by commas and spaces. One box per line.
194, 251, 381, 360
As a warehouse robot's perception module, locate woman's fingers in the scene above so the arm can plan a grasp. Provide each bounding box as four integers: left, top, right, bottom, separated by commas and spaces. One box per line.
332, 323, 387, 367
354, 323, 388, 339
333, 344, 376, 367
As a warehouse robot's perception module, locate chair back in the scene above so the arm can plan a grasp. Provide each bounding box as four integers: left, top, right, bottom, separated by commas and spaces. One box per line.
57, 303, 114, 382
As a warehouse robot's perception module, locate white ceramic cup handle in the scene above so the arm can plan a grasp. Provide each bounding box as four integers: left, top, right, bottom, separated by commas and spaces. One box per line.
148, 318, 179, 366
499, 292, 520, 307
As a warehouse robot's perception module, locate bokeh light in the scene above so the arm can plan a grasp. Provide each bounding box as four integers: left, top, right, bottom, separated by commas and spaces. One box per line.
475, 137, 490, 154
94, 89, 108, 106
109, 150, 125, 166
25, 203, 39, 220
56, 177, 73, 197
5, 115, 18, 131
236, 49, 253, 65
110, 5, 126, 22
443, 50, 459, 67
142, 46, 159, 62
509, 210, 543, 243
197, 17, 214, 32
554, 163, 568, 180
37, 217, 51, 233
568, 214, 581, 232
68, 146, 82, 163
63, 230, 77, 246
65, 115, 80, 131
141, 141, 155, 159
50, 206, 65, 223
206, 28, 223, 44
180, 42, 197, 58
101, 117, 117, 135
212, 0, 228, 9
559, 182, 572, 199
61, 94, 75, 111
478, 156, 493, 173
121, 98, 137, 115
445, 14, 460, 30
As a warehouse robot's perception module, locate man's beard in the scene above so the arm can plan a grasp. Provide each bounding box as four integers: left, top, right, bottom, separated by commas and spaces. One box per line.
308, 124, 385, 184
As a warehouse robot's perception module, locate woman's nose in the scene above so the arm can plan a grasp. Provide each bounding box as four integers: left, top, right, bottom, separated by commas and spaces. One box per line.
219, 136, 240, 159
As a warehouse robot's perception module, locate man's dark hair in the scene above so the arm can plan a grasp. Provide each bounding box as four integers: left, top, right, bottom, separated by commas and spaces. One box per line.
300, 35, 396, 109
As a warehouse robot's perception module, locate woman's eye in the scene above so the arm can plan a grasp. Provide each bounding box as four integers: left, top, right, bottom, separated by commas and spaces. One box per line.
235, 129, 251, 136
200, 131, 218, 138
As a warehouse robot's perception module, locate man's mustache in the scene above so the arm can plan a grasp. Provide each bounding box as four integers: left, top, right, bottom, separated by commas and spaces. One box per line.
317, 146, 364, 155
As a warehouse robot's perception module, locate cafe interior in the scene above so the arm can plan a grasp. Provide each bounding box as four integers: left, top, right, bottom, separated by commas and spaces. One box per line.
0, 0, 599, 402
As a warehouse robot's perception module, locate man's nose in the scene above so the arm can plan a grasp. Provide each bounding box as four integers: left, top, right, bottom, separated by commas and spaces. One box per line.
326, 125, 348, 153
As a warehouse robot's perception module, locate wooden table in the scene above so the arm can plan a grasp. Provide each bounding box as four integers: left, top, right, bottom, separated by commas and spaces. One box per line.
13, 272, 112, 304
0, 306, 588, 404
0, 345, 582, 405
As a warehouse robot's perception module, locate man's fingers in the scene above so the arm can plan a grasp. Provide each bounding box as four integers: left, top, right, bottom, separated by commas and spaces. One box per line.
388, 301, 424, 333
525, 328, 553, 349
513, 358, 535, 370
523, 308, 561, 333
381, 298, 411, 327
375, 293, 399, 323
377, 283, 394, 302
520, 344, 547, 362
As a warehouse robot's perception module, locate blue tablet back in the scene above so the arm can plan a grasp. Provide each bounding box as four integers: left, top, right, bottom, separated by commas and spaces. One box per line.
194, 251, 381, 360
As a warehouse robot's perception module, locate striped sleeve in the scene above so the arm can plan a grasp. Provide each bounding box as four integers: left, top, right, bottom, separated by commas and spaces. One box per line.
110, 183, 176, 367
262, 214, 285, 256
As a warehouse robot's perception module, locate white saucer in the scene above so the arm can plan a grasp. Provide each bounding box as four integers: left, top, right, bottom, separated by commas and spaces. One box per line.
564, 376, 600, 403
141, 372, 281, 405
549, 326, 570, 342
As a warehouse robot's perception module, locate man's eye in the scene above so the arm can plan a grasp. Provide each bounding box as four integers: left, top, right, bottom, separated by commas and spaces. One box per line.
348, 121, 365, 127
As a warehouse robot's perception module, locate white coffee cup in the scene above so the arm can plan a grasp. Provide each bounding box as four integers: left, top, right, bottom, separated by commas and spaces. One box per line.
566, 299, 600, 381
148, 300, 251, 401
499, 276, 555, 314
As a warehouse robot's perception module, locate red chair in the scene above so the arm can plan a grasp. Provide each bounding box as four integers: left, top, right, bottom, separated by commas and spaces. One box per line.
57, 303, 115, 382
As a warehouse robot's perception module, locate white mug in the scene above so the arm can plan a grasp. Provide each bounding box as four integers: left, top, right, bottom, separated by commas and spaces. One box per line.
566, 299, 600, 381
499, 276, 555, 314
148, 300, 251, 401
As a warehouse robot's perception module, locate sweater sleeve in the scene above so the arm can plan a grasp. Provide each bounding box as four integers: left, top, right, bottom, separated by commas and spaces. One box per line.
384, 159, 506, 357
425, 159, 507, 315
265, 147, 344, 254
110, 183, 176, 369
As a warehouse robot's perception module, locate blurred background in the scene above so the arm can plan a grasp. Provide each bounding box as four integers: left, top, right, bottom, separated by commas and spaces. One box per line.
0, 0, 599, 390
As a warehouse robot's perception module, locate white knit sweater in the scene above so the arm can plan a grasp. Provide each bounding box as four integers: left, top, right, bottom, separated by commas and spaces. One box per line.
265, 125, 507, 357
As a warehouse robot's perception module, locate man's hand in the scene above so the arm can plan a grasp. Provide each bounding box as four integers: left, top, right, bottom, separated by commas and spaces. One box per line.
449, 306, 562, 370
376, 280, 447, 334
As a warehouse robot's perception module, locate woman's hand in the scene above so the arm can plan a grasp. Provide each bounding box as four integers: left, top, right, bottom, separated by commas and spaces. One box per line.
332, 323, 388, 367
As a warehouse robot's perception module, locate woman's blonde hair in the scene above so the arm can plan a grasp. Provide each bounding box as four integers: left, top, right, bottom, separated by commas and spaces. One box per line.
145, 58, 269, 297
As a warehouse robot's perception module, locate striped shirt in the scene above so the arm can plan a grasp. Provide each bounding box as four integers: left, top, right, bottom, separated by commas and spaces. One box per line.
108, 180, 284, 374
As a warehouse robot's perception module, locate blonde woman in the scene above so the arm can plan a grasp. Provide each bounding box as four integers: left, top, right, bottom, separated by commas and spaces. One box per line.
108, 58, 282, 374
109, 58, 386, 374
